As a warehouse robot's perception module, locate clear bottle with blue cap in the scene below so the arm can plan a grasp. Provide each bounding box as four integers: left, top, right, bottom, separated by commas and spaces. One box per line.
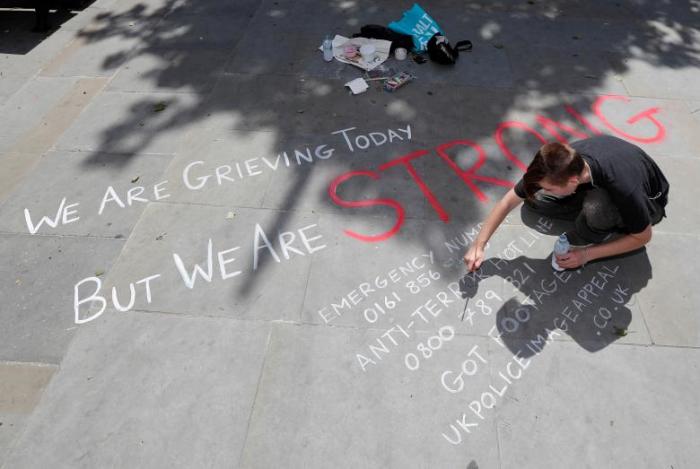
552, 233, 570, 271
323, 35, 333, 62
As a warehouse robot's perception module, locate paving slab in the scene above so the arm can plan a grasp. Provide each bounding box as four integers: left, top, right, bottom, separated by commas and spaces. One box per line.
239, 324, 500, 468
0, 77, 80, 153
161, 128, 398, 212
296, 76, 520, 142
0, 150, 173, 237
39, 33, 140, 78
561, 93, 700, 160
0, 363, 57, 462
623, 0, 700, 23
0, 362, 57, 414
617, 55, 700, 101
398, 39, 514, 88
0, 233, 125, 363
653, 156, 700, 234
54, 91, 200, 155
0, 412, 27, 465
100, 0, 179, 12
261, 137, 434, 218
485, 13, 646, 54
36, 0, 177, 78
151, 11, 250, 48
687, 98, 700, 137
225, 28, 354, 78
0, 61, 37, 103
202, 73, 335, 135
165, 0, 262, 17
3, 312, 270, 468
417, 8, 646, 56
59, 0, 178, 33
83, 202, 317, 322
424, 0, 643, 20
160, 128, 281, 208
65, 0, 254, 82
492, 340, 700, 468
107, 47, 229, 94
301, 214, 456, 329
205, 73, 520, 141
2, 0, 700, 467
206, 74, 494, 138
244, 0, 398, 35
506, 46, 627, 95
1, 76, 107, 158
635, 232, 700, 347
0, 78, 109, 201
0, 152, 41, 204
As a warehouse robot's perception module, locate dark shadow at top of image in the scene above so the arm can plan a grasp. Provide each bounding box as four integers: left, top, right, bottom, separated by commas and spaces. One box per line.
0, 1, 95, 54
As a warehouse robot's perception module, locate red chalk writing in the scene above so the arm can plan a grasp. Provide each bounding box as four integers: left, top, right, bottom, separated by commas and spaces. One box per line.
328, 96, 667, 242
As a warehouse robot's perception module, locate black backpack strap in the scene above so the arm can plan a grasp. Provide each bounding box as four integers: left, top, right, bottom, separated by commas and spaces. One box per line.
454, 40, 473, 52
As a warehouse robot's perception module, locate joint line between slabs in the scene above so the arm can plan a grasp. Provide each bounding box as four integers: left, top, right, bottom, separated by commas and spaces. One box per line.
237, 326, 273, 467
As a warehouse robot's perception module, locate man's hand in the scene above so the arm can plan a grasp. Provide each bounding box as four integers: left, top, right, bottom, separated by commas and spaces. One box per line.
464, 244, 485, 272
460, 188, 523, 273
555, 248, 587, 270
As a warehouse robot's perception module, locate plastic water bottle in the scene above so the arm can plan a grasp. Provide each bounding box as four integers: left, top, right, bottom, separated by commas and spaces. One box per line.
323, 36, 333, 62
551, 233, 570, 271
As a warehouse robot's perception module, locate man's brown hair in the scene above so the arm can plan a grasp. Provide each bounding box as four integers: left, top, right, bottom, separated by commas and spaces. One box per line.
522, 142, 584, 199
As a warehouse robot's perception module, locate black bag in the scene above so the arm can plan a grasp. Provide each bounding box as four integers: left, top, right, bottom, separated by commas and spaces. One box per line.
427, 34, 472, 65
353, 25, 414, 53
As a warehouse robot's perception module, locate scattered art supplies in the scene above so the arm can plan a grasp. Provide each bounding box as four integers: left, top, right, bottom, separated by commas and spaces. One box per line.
318, 26, 423, 95
328, 35, 391, 71
384, 71, 414, 92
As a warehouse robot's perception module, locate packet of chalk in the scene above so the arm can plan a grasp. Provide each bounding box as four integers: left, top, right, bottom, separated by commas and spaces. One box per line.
384, 71, 414, 92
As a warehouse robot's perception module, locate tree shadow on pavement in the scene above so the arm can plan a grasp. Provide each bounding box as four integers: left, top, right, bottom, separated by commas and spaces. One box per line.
64, 0, 695, 301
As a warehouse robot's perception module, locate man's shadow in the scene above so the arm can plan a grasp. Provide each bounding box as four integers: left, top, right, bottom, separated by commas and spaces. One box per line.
459, 250, 652, 357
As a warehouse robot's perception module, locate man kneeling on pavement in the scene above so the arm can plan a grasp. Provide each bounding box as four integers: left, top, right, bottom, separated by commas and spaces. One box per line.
463, 135, 669, 271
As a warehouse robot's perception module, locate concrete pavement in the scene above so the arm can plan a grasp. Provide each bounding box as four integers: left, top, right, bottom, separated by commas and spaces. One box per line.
1, 0, 699, 467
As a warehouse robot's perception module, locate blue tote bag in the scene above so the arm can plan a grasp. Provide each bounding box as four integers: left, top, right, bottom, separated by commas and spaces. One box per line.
388, 3, 444, 52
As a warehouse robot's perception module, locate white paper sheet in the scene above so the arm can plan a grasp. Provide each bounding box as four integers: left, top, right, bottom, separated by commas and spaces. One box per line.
344, 77, 369, 95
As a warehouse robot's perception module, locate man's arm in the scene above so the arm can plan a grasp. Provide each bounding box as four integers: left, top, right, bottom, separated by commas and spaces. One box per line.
557, 224, 652, 269
464, 188, 523, 271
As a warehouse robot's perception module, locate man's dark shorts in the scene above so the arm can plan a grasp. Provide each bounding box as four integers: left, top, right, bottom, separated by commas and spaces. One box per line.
524, 187, 665, 244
